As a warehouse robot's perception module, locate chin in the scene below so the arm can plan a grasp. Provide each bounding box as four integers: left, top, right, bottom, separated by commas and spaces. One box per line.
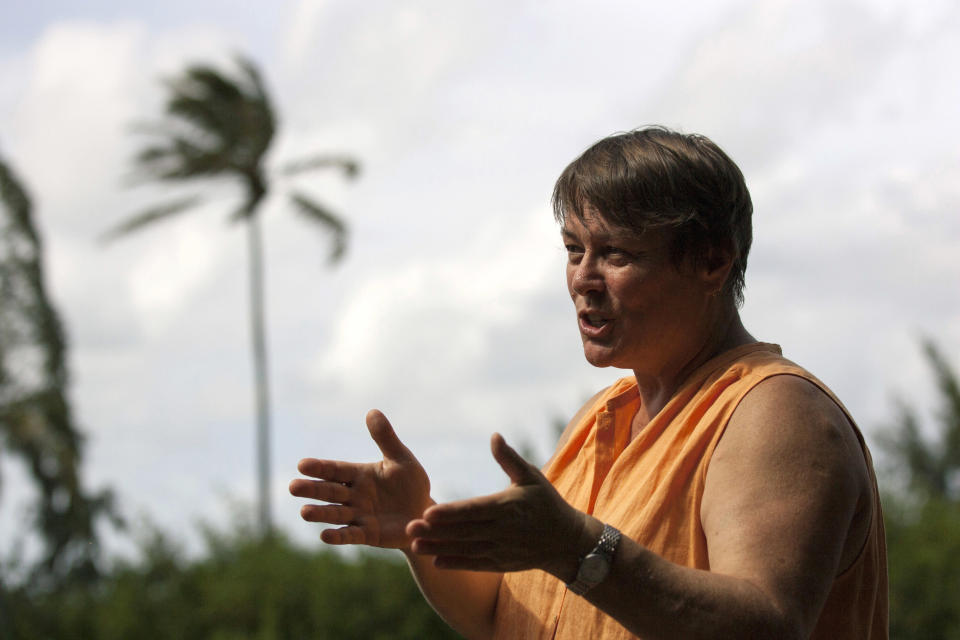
581, 345, 619, 369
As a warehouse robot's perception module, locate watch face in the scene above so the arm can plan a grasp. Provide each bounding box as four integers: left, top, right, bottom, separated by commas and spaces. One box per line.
580, 553, 609, 582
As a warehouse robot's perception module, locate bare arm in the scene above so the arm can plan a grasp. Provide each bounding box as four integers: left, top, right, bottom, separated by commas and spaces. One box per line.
289, 410, 502, 639
409, 375, 872, 639
401, 544, 503, 639
413, 388, 609, 636
696, 375, 872, 635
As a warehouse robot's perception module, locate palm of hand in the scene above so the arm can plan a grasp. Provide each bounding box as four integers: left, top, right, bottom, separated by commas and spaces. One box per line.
347, 456, 432, 549
292, 410, 433, 551
407, 432, 588, 577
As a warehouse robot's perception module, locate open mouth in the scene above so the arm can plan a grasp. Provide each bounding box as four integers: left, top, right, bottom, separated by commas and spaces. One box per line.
579, 311, 612, 337
583, 313, 608, 328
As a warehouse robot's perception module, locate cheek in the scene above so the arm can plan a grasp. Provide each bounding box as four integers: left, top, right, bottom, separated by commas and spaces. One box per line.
565, 265, 576, 297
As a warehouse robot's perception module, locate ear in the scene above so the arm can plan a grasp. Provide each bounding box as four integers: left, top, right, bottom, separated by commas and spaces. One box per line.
698, 242, 735, 295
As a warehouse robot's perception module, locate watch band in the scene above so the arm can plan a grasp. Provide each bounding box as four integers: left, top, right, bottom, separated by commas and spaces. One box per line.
567, 523, 621, 595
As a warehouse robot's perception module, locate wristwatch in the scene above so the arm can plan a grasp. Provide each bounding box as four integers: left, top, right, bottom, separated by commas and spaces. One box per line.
566, 523, 621, 595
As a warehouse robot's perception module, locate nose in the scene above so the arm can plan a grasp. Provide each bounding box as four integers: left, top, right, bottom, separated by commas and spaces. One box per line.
569, 255, 603, 296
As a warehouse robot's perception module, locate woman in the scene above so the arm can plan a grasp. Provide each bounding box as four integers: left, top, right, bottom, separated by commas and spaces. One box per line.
289, 127, 888, 639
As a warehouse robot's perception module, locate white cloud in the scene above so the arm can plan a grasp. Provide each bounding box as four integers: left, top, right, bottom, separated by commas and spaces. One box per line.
11, 21, 145, 226
312, 207, 563, 408
3, 1, 960, 559
125, 208, 235, 337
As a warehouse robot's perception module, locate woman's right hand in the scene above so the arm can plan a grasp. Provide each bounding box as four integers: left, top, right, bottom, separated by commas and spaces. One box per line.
289, 409, 433, 550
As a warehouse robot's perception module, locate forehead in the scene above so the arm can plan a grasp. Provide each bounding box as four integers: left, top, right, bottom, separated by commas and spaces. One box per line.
561, 210, 670, 247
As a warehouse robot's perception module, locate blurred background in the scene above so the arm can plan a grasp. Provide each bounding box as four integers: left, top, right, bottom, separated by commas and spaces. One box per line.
1, 1, 958, 637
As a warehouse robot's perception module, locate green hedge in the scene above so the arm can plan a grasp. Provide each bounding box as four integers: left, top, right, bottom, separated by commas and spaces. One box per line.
2, 525, 460, 640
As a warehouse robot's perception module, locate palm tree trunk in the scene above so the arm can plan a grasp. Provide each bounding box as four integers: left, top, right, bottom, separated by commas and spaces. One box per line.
246, 209, 272, 536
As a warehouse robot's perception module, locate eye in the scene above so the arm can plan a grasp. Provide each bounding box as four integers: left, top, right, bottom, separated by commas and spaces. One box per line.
565, 244, 584, 262
604, 247, 634, 266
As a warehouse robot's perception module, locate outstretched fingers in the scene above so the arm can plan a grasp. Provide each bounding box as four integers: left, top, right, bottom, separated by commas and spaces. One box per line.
412, 537, 496, 557
421, 496, 507, 525
292, 412, 430, 551
295, 457, 358, 484
289, 478, 352, 503
300, 503, 356, 525
433, 555, 501, 572
408, 517, 498, 540
321, 525, 369, 546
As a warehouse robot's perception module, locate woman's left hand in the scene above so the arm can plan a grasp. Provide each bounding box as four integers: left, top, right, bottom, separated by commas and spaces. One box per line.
406, 434, 590, 580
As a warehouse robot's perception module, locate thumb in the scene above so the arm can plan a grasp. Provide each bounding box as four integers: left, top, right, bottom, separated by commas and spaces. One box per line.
491, 433, 541, 486
366, 409, 413, 462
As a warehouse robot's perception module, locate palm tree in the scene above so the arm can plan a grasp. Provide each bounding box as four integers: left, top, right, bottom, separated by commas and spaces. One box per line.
879, 338, 960, 503
102, 55, 359, 536
1, 148, 117, 582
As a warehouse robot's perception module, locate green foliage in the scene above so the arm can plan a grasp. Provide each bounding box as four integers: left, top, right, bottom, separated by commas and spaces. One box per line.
0, 150, 118, 584
2, 518, 460, 639
885, 497, 960, 640
879, 339, 960, 639
879, 340, 960, 504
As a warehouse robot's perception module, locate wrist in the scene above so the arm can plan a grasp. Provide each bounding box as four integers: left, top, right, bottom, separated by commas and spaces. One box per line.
403, 496, 438, 553
566, 522, 621, 596
549, 513, 603, 583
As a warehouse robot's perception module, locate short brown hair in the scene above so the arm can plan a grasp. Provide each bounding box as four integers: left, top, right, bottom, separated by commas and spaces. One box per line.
552, 126, 753, 306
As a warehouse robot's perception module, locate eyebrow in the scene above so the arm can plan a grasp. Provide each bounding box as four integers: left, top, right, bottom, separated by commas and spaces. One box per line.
561, 225, 645, 245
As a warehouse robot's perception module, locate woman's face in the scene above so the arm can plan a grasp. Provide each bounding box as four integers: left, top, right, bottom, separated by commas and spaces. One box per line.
563, 210, 716, 374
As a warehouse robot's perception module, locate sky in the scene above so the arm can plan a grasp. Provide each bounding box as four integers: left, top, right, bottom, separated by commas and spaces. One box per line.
1, 0, 958, 560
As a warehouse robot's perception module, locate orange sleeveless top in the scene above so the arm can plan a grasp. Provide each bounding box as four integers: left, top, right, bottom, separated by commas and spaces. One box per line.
492, 343, 888, 639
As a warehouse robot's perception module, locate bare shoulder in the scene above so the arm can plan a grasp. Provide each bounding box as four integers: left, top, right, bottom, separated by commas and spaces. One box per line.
701, 374, 873, 632
707, 374, 873, 525
715, 374, 869, 477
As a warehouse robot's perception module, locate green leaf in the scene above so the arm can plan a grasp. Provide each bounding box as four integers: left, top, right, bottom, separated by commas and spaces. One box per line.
288, 192, 348, 263
100, 196, 204, 242
281, 154, 360, 179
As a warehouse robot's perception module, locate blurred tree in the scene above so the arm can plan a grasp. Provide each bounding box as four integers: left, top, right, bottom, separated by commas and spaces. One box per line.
102, 55, 359, 536
879, 339, 960, 503
884, 496, 960, 640
3, 513, 460, 639
0, 150, 118, 585
878, 339, 960, 639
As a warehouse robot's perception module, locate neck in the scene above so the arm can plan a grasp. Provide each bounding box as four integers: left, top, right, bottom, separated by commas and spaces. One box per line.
631, 307, 754, 433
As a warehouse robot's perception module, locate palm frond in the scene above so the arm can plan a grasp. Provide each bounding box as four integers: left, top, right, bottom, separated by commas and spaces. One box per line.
282, 154, 360, 179
167, 80, 250, 149
131, 137, 232, 181
234, 54, 274, 121
100, 196, 204, 243
131, 57, 277, 187
179, 66, 244, 103
288, 192, 348, 263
